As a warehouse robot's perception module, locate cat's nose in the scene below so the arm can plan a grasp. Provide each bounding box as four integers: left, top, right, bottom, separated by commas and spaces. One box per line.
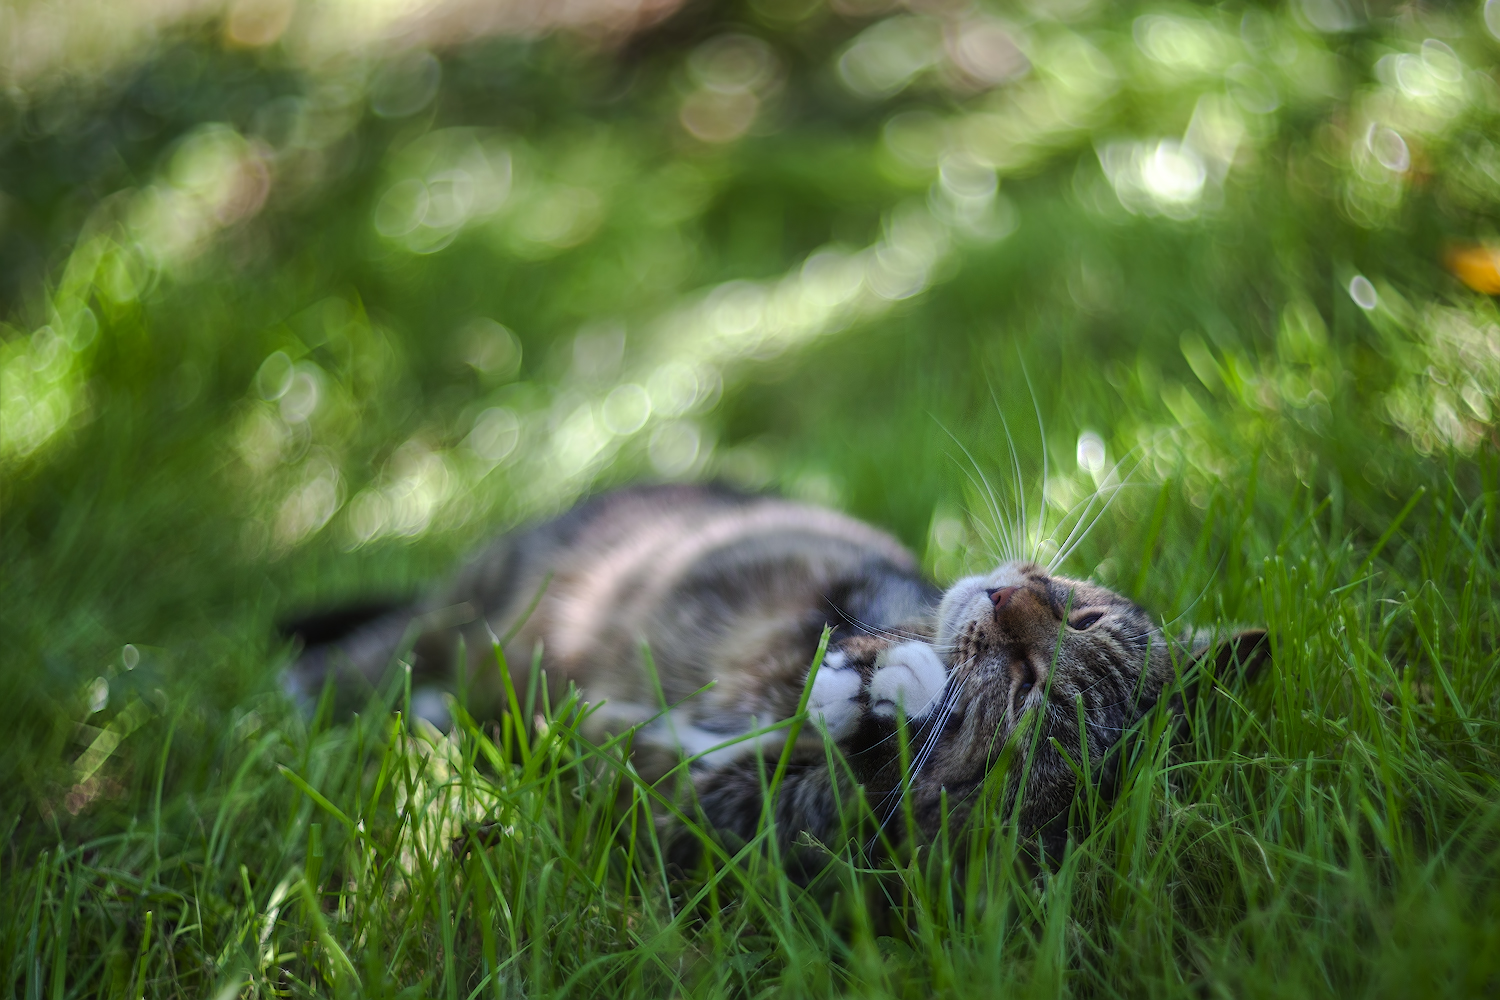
988, 585, 1050, 632
986, 586, 1019, 609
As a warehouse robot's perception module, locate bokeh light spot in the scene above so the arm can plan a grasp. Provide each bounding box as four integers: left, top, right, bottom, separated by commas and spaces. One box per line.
1368, 127, 1411, 174
255, 351, 294, 401
87, 677, 109, 715
649, 421, 702, 477
371, 51, 441, 119
680, 90, 760, 143
947, 17, 1029, 87
375, 179, 432, 239
468, 408, 521, 464
838, 17, 944, 99
461, 319, 522, 378
689, 34, 777, 93
1076, 430, 1106, 475
225, 0, 295, 49
602, 384, 651, 436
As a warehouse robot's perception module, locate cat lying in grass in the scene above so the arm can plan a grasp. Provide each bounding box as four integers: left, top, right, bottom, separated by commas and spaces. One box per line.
286, 484, 1268, 858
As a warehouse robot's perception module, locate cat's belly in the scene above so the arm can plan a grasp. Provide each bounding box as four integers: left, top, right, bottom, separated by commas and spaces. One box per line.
467, 486, 936, 727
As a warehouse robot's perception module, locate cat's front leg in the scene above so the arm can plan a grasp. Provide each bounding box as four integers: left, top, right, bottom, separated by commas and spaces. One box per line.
808, 637, 949, 745
805, 637, 953, 846
691, 638, 950, 853
686, 635, 950, 861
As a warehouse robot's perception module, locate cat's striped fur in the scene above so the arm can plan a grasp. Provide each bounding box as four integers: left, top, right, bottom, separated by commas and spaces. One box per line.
286, 484, 1268, 856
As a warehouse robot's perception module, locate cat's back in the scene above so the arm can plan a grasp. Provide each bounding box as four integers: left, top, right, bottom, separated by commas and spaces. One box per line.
290, 484, 938, 734
456, 485, 930, 710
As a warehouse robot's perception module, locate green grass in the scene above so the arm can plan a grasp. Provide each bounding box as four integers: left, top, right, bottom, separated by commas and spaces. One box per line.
6, 473, 1499, 998
5, 0, 1500, 996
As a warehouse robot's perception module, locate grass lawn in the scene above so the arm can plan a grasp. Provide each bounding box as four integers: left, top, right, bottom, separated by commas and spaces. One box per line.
3, 1, 1500, 996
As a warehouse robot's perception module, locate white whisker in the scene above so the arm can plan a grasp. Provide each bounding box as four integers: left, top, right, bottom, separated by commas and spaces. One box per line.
944, 453, 1006, 561
1048, 451, 1145, 572
1043, 480, 1118, 571
990, 382, 1029, 565
834, 611, 931, 644
865, 674, 966, 853
1019, 357, 1050, 563
1049, 482, 1126, 572
1155, 552, 1227, 632
938, 417, 1014, 562
1050, 458, 1146, 572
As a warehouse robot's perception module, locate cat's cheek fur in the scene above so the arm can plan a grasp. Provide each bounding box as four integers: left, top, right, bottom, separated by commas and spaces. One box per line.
869, 641, 947, 721
808, 650, 863, 741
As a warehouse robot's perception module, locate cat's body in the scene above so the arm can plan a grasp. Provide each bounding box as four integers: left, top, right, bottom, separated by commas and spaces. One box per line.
288, 483, 1266, 856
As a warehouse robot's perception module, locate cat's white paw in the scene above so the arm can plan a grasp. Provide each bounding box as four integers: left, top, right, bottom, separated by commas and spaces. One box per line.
808, 649, 862, 741
868, 641, 947, 721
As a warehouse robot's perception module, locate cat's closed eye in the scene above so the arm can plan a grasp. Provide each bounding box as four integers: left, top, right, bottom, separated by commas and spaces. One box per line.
1013, 659, 1037, 711
1069, 610, 1105, 630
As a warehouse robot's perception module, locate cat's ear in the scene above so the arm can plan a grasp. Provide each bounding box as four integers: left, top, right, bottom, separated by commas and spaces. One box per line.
1184, 627, 1272, 687
1171, 627, 1272, 727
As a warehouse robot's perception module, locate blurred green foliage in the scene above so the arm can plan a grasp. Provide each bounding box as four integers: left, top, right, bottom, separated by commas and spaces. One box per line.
3, 0, 1500, 996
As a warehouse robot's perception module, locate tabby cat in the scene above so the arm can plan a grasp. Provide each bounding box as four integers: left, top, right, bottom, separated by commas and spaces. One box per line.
287, 483, 1268, 855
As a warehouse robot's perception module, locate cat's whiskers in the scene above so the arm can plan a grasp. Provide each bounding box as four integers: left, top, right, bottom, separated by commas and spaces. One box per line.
1086, 695, 1140, 716
950, 414, 1138, 580
1049, 468, 1131, 565
946, 456, 1008, 561
910, 676, 965, 778
1019, 359, 1050, 565
898, 712, 955, 822
1114, 628, 1178, 646
1074, 666, 1129, 701
829, 608, 928, 644
943, 430, 1015, 562
941, 405, 1050, 565
1036, 484, 1116, 570
1139, 552, 1227, 640
846, 653, 972, 764
1046, 451, 1144, 574
991, 385, 1030, 564
865, 674, 967, 853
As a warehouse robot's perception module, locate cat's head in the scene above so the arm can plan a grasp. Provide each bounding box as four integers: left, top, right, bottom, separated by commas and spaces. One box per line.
878, 559, 1269, 851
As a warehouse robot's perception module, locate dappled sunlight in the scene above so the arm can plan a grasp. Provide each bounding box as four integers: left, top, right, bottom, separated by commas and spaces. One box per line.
7, 0, 1499, 559
680, 34, 782, 144
0, 244, 104, 462
1385, 304, 1500, 455
0, 317, 91, 461
3, 0, 686, 95
235, 174, 1016, 551
2, 0, 1499, 847
372, 129, 512, 254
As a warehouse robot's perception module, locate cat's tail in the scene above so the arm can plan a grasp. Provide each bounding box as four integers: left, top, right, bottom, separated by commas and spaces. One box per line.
279, 593, 490, 727
279, 598, 418, 718
279, 599, 413, 651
